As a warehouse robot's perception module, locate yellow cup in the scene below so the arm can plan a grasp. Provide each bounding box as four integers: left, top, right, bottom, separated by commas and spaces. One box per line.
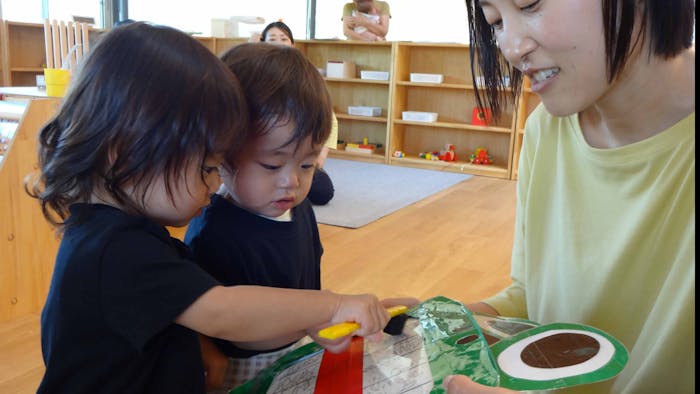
44, 68, 71, 97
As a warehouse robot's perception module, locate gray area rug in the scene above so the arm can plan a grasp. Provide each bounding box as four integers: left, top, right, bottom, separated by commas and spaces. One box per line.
312, 158, 472, 228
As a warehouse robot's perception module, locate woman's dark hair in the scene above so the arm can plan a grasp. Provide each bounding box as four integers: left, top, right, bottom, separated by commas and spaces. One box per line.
465, 0, 696, 119
220, 43, 332, 167
27, 22, 248, 228
260, 21, 295, 44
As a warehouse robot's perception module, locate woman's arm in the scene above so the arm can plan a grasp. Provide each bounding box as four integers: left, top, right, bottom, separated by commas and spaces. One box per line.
343, 17, 370, 40
359, 14, 390, 38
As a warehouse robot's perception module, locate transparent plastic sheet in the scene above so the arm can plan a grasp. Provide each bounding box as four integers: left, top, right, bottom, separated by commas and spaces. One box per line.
411, 296, 629, 392
407, 296, 501, 392
231, 296, 628, 393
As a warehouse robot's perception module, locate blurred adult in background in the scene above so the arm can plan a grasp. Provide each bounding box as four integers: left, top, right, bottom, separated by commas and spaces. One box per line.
342, 0, 391, 41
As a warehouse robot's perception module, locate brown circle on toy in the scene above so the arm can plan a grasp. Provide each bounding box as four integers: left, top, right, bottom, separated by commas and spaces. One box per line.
520, 333, 600, 368
457, 333, 500, 346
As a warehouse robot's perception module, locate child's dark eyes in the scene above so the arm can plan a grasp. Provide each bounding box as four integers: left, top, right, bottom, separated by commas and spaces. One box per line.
259, 163, 281, 171
259, 162, 316, 171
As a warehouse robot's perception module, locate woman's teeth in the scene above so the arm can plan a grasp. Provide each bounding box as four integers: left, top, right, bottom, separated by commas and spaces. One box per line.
532, 68, 560, 83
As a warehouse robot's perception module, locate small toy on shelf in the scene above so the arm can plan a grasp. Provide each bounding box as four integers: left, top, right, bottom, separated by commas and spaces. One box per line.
471, 107, 493, 126
438, 144, 457, 161
345, 138, 383, 154
393, 150, 405, 158
469, 147, 493, 165
418, 151, 440, 161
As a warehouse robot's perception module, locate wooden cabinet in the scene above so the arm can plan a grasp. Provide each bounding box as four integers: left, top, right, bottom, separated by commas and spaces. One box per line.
0, 98, 61, 322
390, 43, 516, 178
291, 40, 521, 178
194, 36, 248, 56
296, 40, 394, 164
510, 78, 541, 180
1, 20, 103, 87
2, 21, 47, 86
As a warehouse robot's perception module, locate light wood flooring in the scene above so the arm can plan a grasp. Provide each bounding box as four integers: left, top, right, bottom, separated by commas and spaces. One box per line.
0, 175, 516, 393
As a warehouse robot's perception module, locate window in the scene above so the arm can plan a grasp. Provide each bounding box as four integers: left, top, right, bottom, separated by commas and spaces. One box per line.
314, 0, 469, 43
48, 0, 102, 27
128, 0, 308, 38
1, 0, 103, 27
1, 0, 43, 23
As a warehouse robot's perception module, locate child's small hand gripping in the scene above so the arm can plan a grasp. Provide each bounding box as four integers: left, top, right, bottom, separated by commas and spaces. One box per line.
322, 294, 391, 342
318, 305, 409, 340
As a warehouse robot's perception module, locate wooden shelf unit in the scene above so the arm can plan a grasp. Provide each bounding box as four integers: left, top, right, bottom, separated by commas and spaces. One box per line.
390, 42, 516, 178
199, 38, 527, 178
0, 98, 61, 323
510, 78, 541, 179
1, 21, 104, 87
193, 36, 248, 56
295, 40, 394, 164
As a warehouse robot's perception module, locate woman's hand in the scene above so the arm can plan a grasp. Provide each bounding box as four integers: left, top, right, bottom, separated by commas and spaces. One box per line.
443, 375, 516, 394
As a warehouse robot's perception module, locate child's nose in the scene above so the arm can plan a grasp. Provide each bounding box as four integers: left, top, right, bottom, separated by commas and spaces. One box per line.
279, 169, 300, 188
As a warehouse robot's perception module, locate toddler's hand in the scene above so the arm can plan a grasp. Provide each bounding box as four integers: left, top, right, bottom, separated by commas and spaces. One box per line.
308, 326, 353, 353
332, 293, 389, 338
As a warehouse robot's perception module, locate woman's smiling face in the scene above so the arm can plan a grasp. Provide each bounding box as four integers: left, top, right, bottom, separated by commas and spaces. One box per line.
479, 0, 610, 116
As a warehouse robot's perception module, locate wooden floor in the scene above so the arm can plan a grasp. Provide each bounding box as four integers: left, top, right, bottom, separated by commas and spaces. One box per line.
0, 175, 516, 393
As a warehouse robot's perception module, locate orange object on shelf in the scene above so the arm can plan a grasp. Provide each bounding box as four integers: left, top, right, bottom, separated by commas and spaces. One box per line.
472, 107, 492, 126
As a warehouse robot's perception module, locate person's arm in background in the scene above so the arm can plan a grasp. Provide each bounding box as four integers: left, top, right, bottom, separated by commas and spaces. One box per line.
342, 3, 380, 41
355, 13, 390, 39
317, 113, 338, 168
343, 16, 373, 40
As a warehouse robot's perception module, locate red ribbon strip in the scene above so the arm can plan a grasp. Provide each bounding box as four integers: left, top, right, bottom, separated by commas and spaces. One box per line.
314, 336, 364, 393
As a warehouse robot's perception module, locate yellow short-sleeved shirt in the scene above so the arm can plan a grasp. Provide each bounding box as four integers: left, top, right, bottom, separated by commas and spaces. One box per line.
486, 105, 695, 393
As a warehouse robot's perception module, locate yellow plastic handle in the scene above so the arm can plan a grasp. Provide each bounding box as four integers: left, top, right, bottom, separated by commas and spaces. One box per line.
317, 305, 408, 340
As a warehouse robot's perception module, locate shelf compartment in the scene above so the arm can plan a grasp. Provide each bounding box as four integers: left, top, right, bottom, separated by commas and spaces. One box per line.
395, 43, 472, 85
325, 78, 390, 85
392, 119, 511, 134
389, 156, 508, 178
395, 81, 474, 90
326, 83, 389, 116
330, 149, 385, 164
388, 123, 512, 175
9, 71, 43, 86
299, 41, 393, 80
392, 84, 514, 128
336, 113, 387, 123
336, 117, 389, 160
